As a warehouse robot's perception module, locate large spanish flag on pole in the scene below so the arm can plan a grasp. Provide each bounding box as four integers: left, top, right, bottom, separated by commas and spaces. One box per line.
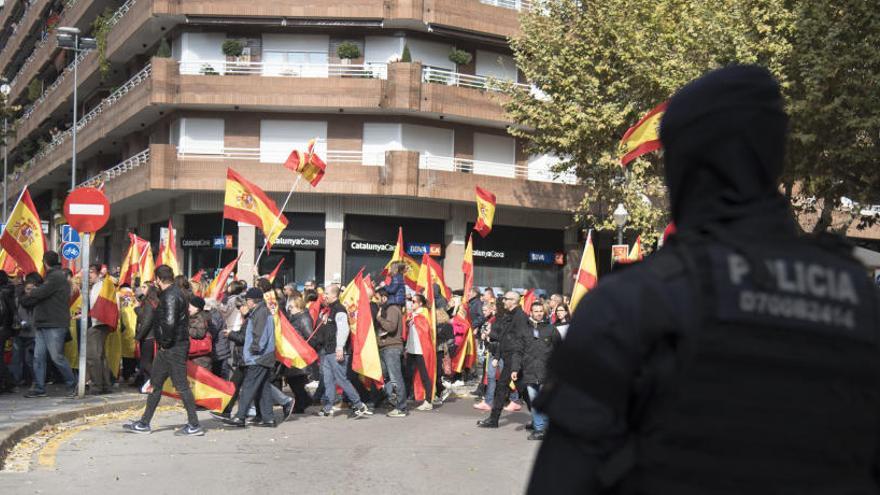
570, 230, 599, 313
473, 186, 496, 238
162, 361, 236, 413
223, 168, 288, 249
119, 234, 154, 285
284, 138, 326, 187
412, 280, 438, 402
628, 235, 643, 261
0, 250, 22, 277
416, 253, 451, 300
89, 275, 119, 330
382, 227, 420, 290
619, 101, 667, 167
264, 290, 317, 369
0, 187, 47, 276
339, 270, 384, 384
206, 253, 242, 300
155, 218, 180, 276
452, 233, 477, 372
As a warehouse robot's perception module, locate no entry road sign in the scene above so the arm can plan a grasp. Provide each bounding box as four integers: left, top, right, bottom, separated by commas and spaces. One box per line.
63, 188, 110, 233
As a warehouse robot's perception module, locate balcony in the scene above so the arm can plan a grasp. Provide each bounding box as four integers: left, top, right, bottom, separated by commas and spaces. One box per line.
419, 154, 576, 184
78, 145, 583, 214
0, 0, 51, 75
178, 60, 388, 79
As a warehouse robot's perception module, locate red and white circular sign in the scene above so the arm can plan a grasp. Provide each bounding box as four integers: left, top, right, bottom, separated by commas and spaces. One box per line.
63, 187, 110, 233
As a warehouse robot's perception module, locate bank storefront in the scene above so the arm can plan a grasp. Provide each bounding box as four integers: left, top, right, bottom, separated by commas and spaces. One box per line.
343, 215, 445, 282
256, 213, 326, 287
468, 223, 565, 294
180, 214, 239, 278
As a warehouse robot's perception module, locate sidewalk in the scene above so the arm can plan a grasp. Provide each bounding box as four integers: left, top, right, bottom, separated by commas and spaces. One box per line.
0, 384, 142, 469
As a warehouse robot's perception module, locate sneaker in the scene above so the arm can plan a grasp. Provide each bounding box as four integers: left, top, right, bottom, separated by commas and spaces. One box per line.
525, 422, 534, 431
245, 416, 257, 425
221, 417, 247, 428
281, 401, 294, 423
473, 401, 491, 411
386, 408, 408, 418
527, 430, 546, 441
66, 387, 78, 398
416, 401, 433, 411
123, 421, 152, 434
24, 390, 47, 398
353, 404, 371, 418
140, 380, 152, 394
440, 388, 452, 402
209, 411, 231, 421
503, 401, 522, 412
316, 409, 334, 418
175, 424, 206, 437
451, 380, 464, 387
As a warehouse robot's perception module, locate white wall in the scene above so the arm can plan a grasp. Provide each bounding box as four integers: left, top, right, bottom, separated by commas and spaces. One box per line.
528, 154, 577, 184
262, 34, 329, 77
476, 50, 518, 81
362, 123, 403, 166
180, 32, 226, 75
474, 132, 516, 178
406, 38, 455, 71
364, 36, 404, 65
177, 118, 225, 154
403, 124, 454, 171
259, 120, 328, 163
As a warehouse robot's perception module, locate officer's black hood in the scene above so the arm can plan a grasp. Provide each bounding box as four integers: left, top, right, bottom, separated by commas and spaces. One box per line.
660, 65, 793, 232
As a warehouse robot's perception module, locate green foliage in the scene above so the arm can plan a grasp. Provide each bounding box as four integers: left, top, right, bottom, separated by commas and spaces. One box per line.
336, 41, 361, 60
222, 39, 244, 57
26, 79, 42, 102
448, 48, 473, 66
92, 7, 115, 79
401, 44, 412, 63
508, 0, 878, 235
155, 37, 172, 58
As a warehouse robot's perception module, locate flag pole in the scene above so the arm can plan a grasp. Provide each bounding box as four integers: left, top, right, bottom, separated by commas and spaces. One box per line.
254, 174, 301, 275
217, 216, 225, 269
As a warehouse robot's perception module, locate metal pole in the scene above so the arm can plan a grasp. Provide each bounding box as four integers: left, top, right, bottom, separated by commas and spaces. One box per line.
617, 226, 623, 246
71, 38, 78, 190
77, 232, 90, 398
254, 175, 301, 272
3, 117, 7, 222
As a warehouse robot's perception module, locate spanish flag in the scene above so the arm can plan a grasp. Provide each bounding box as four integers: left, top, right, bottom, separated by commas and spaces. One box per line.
351, 273, 384, 384
263, 291, 318, 369
206, 253, 242, 300
223, 168, 287, 249
65, 290, 81, 367
619, 101, 667, 167
381, 227, 420, 290
473, 186, 496, 238
162, 361, 236, 413
628, 235, 643, 262
89, 275, 119, 330
0, 187, 46, 276
117, 287, 138, 359
0, 250, 22, 277
412, 280, 437, 402
267, 257, 284, 283
570, 230, 598, 313
119, 234, 154, 285
155, 219, 180, 276
451, 318, 477, 373
284, 138, 326, 187
461, 233, 474, 284
520, 288, 537, 312
416, 253, 451, 301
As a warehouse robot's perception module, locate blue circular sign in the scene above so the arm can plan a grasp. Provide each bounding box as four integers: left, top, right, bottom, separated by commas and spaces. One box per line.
61, 242, 81, 260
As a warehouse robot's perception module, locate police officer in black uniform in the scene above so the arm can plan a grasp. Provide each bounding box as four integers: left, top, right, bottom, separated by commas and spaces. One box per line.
528, 65, 880, 494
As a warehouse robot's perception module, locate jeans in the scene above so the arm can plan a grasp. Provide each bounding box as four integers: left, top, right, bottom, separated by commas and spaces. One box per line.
319, 353, 362, 412
33, 327, 76, 393
526, 384, 548, 432
380, 346, 406, 410
11, 335, 35, 385
486, 357, 518, 406
235, 365, 274, 423
141, 343, 199, 426
86, 325, 112, 390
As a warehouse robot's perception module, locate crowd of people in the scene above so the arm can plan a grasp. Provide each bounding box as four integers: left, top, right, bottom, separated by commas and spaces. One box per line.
0, 252, 570, 441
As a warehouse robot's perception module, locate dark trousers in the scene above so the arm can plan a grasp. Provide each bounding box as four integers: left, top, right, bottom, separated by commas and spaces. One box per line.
139, 338, 155, 380
235, 365, 274, 422
141, 343, 199, 426
489, 360, 519, 421
222, 367, 245, 415
406, 353, 432, 401
283, 370, 311, 412
0, 333, 13, 390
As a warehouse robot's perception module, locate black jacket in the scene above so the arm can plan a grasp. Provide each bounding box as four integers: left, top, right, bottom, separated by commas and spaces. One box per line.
154, 284, 189, 349
21, 266, 70, 329
134, 302, 156, 341
521, 318, 561, 384
0, 282, 16, 337
285, 311, 314, 375
490, 306, 529, 371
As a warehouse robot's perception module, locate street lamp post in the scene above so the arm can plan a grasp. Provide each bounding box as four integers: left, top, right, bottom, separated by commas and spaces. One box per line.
612, 203, 629, 245
0, 82, 9, 223
57, 27, 97, 191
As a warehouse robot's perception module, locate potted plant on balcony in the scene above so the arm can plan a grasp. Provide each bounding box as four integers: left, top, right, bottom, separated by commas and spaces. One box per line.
448, 48, 473, 67
336, 41, 361, 65
222, 39, 245, 73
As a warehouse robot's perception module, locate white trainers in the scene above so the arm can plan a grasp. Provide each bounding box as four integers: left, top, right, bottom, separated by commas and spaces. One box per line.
140, 380, 152, 394
451, 380, 464, 387
416, 401, 433, 411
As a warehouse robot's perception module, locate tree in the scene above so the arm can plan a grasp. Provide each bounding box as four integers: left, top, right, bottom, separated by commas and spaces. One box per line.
506, 0, 878, 237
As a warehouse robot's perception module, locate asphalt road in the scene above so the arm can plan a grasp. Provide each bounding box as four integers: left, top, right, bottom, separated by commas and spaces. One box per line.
0, 397, 539, 494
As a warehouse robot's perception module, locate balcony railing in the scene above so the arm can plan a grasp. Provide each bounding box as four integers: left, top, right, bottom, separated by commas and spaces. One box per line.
178, 60, 388, 80
420, 154, 576, 184
421, 66, 528, 93
479, 0, 532, 11
78, 148, 150, 188
176, 146, 375, 165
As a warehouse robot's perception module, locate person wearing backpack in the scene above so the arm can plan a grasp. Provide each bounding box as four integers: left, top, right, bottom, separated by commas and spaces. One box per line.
528, 66, 880, 494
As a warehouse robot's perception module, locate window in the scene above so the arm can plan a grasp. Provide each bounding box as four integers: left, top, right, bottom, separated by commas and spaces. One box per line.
474, 133, 516, 178
177, 118, 224, 155
262, 34, 329, 77
362, 123, 403, 166
259, 120, 327, 163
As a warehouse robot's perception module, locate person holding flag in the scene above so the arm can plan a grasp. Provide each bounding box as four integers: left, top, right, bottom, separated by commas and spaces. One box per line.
86, 264, 116, 394
406, 293, 435, 412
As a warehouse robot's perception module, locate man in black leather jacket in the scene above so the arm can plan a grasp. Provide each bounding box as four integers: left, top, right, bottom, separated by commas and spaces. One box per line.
125, 265, 204, 436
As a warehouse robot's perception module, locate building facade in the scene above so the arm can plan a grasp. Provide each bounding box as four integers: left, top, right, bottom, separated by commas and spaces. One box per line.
1, 0, 588, 294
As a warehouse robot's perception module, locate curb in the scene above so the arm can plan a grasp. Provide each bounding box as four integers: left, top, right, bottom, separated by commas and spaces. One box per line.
0, 397, 144, 471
